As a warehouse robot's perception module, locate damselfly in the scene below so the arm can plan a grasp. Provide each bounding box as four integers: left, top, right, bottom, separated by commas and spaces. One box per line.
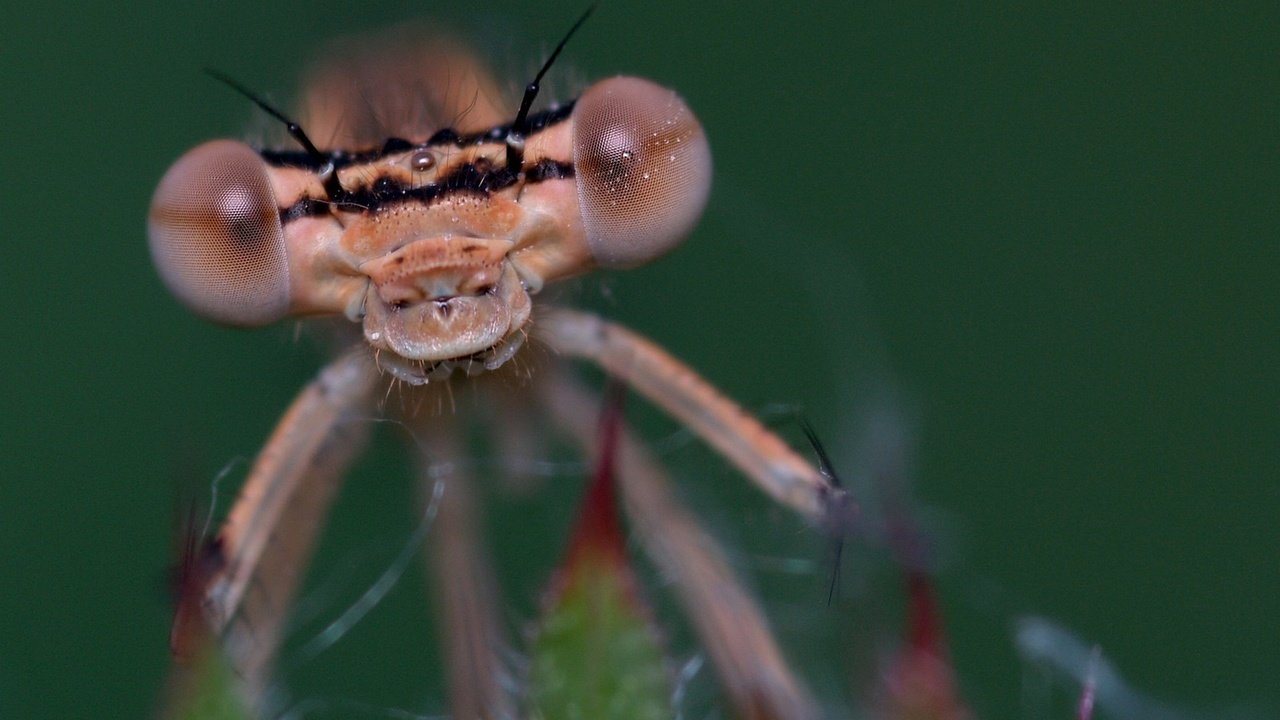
150, 11, 849, 719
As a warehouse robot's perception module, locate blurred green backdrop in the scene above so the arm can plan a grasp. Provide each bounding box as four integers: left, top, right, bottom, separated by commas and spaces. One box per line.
2, 1, 1276, 718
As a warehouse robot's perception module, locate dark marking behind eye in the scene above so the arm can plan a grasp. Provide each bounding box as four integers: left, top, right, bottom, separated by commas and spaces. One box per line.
381, 137, 413, 153
527, 159, 574, 181
427, 129, 460, 145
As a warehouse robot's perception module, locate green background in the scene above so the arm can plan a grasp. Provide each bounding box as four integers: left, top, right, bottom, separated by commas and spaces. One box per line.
2, 1, 1276, 717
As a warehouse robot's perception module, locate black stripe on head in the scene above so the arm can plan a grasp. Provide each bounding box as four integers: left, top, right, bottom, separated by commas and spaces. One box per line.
279, 158, 575, 222
261, 102, 577, 172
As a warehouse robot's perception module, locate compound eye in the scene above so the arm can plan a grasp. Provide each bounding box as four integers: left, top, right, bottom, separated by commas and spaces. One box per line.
148, 140, 290, 326
572, 76, 712, 269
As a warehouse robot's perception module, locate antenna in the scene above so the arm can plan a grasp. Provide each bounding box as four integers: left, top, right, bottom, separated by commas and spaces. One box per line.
505, 5, 596, 173
204, 68, 348, 203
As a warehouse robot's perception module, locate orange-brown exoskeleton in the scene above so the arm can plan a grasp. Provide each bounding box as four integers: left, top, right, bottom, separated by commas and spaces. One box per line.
149, 14, 846, 720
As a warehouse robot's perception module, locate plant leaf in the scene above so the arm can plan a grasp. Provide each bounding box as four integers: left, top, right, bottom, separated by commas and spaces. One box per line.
529, 386, 673, 720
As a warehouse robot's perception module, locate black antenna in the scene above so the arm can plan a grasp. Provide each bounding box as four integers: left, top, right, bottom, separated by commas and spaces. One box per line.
204, 68, 348, 203
505, 5, 596, 173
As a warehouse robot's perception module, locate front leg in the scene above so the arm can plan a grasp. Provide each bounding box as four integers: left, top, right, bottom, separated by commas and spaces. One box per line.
537, 369, 819, 720
534, 307, 848, 525
409, 417, 517, 720
203, 347, 380, 706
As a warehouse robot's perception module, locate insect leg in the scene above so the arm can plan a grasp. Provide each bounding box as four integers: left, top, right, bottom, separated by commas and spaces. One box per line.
203, 347, 380, 705
534, 307, 850, 526
538, 368, 819, 720
408, 418, 517, 720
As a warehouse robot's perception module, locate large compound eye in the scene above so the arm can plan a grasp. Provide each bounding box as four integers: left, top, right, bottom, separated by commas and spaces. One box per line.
573, 76, 712, 268
148, 140, 289, 326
